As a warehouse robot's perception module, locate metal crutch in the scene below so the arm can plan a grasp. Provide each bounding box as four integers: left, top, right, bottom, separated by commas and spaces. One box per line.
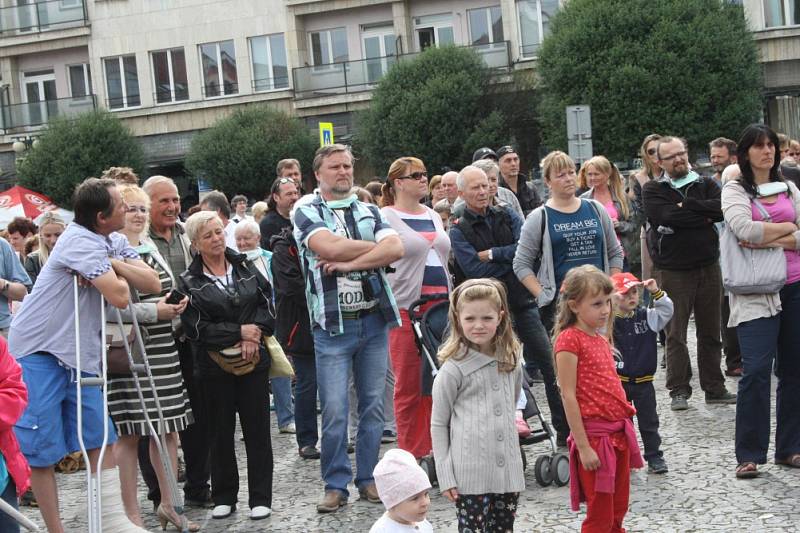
110, 303, 190, 533
74, 276, 111, 533
0, 498, 40, 531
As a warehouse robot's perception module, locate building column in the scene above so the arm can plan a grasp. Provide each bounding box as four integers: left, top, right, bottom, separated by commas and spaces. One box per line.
501, 0, 520, 63
285, 8, 307, 90
392, 1, 412, 55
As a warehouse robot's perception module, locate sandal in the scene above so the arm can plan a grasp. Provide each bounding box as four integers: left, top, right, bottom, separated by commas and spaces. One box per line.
735, 462, 759, 478
775, 454, 800, 468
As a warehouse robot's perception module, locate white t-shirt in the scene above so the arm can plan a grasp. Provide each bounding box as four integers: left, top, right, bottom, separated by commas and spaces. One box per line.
369, 513, 434, 533
223, 220, 239, 252
331, 208, 378, 313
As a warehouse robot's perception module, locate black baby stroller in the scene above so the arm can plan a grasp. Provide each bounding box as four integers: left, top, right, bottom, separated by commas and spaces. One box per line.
409, 293, 569, 488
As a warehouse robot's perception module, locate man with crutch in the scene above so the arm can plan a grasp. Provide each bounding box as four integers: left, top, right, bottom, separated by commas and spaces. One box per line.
8, 178, 161, 533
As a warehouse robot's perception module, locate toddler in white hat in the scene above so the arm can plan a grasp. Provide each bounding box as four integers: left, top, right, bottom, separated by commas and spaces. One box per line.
369, 449, 434, 532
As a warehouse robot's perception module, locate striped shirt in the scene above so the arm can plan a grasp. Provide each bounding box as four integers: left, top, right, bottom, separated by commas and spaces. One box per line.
386, 208, 448, 296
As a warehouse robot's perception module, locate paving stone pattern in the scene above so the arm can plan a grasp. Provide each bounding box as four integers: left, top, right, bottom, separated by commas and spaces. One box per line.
19, 324, 800, 532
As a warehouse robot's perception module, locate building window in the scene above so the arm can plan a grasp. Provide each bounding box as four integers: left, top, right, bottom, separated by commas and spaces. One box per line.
309, 28, 348, 66
68, 63, 91, 97
764, 0, 800, 27
152, 48, 189, 103
468, 6, 504, 45
414, 14, 454, 51
517, 0, 559, 58
249, 34, 288, 91
200, 40, 238, 97
104, 55, 140, 109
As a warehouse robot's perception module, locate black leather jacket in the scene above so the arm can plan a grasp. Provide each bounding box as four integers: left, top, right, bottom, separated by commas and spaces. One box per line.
178, 248, 275, 377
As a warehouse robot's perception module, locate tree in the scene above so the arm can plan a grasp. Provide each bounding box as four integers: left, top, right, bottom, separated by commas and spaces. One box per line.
17, 111, 144, 206
185, 106, 316, 200
357, 46, 541, 174
537, 0, 762, 161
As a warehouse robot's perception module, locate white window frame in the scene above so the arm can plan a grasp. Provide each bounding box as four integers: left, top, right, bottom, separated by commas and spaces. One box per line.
59, 0, 82, 9
413, 13, 454, 51
20, 69, 56, 104
248, 34, 289, 92
517, 0, 557, 59
151, 48, 188, 105
199, 40, 238, 99
467, 6, 504, 46
67, 63, 91, 98
762, 0, 800, 29
308, 27, 348, 70
103, 55, 140, 110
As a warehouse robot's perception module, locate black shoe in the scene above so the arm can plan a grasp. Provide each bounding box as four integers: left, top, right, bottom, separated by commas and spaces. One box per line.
648, 456, 669, 474
184, 490, 214, 508
705, 390, 737, 404
299, 445, 321, 459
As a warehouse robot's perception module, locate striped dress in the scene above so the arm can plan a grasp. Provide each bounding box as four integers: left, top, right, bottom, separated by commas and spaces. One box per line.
108, 251, 193, 436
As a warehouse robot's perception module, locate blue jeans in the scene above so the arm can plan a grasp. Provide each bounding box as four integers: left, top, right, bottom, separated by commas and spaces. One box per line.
313, 312, 388, 495
292, 356, 319, 450
0, 478, 19, 533
270, 376, 295, 428
735, 314, 780, 463
776, 281, 800, 461
512, 305, 568, 436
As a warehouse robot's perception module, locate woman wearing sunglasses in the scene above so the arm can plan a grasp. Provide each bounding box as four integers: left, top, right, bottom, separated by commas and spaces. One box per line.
380, 157, 451, 460
633, 134, 663, 280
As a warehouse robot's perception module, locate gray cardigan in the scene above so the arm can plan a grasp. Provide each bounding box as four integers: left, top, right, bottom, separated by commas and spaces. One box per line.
721, 179, 800, 327
431, 348, 525, 495
513, 199, 624, 307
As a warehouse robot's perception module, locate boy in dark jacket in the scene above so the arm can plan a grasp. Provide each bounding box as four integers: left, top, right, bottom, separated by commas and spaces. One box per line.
270, 227, 319, 460
611, 272, 674, 474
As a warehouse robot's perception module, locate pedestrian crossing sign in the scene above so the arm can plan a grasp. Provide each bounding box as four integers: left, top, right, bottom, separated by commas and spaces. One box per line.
319, 122, 334, 147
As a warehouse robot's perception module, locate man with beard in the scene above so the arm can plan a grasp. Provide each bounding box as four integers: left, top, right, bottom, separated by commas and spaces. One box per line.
292, 144, 403, 513
708, 137, 743, 377
642, 137, 736, 412
260, 177, 300, 251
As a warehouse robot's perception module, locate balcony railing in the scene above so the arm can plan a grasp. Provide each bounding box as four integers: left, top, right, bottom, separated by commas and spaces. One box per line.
0, 94, 96, 133
0, 0, 87, 37
293, 40, 511, 100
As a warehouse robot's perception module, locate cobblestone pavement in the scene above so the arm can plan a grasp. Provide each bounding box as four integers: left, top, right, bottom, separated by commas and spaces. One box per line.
18, 326, 800, 532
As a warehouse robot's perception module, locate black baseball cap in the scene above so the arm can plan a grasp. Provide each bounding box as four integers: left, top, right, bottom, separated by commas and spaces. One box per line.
472, 147, 498, 162
496, 145, 517, 159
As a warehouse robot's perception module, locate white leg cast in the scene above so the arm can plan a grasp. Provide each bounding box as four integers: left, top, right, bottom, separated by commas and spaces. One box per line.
100, 468, 150, 532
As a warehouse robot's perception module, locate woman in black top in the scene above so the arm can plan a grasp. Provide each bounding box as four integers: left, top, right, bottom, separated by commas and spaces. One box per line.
178, 211, 275, 521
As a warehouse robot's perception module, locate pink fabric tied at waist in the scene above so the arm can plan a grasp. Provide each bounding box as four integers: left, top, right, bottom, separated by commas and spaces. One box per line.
568, 418, 644, 511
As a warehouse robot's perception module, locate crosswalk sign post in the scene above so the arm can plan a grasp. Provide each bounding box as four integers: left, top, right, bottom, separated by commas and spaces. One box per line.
319, 122, 334, 147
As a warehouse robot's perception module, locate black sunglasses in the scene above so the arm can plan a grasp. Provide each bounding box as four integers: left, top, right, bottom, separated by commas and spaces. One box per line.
647, 148, 657, 156
397, 171, 428, 181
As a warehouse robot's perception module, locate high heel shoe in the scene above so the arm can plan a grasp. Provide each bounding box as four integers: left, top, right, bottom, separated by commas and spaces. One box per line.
156, 504, 200, 531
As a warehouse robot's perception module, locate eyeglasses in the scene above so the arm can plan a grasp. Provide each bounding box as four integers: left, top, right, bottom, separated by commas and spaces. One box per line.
276, 177, 296, 185
397, 171, 428, 181
126, 206, 148, 214
659, 150, 687, 162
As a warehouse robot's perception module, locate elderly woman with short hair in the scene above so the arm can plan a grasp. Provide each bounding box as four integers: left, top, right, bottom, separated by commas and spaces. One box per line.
178, 211, 275, 521
234, 220, 296, 435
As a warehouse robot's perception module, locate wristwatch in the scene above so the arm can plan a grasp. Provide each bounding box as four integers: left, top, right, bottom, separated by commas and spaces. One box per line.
487, 249, 493, 261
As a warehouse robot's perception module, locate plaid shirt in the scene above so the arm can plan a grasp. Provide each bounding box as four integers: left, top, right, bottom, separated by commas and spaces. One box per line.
292, 193, 401, 334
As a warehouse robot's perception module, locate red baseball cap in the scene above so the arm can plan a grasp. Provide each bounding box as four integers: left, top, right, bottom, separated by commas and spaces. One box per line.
611, 272, 642, 294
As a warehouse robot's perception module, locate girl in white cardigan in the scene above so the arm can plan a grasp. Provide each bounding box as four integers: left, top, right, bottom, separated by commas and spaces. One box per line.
431, 279, 524, 532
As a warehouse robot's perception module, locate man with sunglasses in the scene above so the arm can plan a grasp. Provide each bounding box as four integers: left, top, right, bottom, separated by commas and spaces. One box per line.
260, 177, 300, 251
642, 136, 736, 412
497, 145, 542, 216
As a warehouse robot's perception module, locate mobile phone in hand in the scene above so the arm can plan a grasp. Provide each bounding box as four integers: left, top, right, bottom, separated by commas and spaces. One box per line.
165, 291, 183, 305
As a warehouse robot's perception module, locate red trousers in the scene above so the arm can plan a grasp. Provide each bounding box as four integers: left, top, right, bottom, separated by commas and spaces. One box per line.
389, 307, 433, 458
577, 444, 631, 533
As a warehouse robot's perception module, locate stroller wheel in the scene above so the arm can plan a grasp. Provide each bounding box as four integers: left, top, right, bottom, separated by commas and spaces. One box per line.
419, 455, 437, 486
534, 455, 553, 487
551, 453, 570, 487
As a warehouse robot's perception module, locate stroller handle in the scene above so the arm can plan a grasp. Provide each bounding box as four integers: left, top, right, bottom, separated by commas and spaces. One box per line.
408, 293, 449, 314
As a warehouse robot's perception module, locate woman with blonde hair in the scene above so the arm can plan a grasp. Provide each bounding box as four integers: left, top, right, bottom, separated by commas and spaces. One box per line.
426, 174, 447, 207
24, 211, 65, 286
380, 156, 451, 459
579, 156, 641, 272
632, 134, 662, 279
107, 184, 198, 530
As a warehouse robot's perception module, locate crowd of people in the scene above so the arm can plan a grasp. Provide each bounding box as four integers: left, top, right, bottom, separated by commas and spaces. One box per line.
0, 125, 799, 533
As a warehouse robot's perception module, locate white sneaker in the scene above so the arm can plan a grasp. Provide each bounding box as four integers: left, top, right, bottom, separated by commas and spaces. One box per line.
279, 423, 296, 434
250, 506, 272, 520
212, 505, 234, 519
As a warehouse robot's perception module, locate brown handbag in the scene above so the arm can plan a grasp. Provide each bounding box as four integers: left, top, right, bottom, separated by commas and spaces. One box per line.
105, 322, 149, 375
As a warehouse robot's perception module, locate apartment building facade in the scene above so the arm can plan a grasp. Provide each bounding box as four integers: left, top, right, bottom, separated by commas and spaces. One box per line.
744, 0, 800, 138
0, 0, 559, 186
